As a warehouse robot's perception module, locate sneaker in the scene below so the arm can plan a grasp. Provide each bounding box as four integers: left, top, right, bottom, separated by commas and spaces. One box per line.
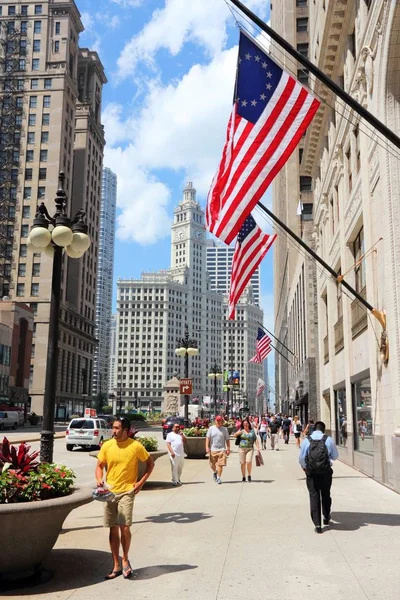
213, 472, 218, 482
323, 515, 331, 525
247, 475, 252, 482
314, 526, 322, 534
217, 477, 222, 484
242, 476, 246, 482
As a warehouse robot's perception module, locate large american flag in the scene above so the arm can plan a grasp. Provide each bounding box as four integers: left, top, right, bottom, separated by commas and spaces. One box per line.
206, 31, 320, 245
250, 328, 272, 363
228, 214, 276, 319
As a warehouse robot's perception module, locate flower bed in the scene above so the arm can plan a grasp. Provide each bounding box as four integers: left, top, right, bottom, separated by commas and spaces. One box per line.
183, 427, 208, 437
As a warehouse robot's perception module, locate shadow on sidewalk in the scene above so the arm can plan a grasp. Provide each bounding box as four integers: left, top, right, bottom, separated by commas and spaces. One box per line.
143, 481, 205, 490
221, 479, 274, 484
60, 525, 104, 534
329, 512, 400, 531
1, 549, 197, 595
135, 511, 212, 525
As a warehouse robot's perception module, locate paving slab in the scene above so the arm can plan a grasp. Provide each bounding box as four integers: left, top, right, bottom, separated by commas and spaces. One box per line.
2, 440, 400, 600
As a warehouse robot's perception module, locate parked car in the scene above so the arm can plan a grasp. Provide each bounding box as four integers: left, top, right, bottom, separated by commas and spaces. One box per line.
0, 411, 19, 430
97, 414, 115, 427
65, 417, 112, 451
162, 417, 187, 440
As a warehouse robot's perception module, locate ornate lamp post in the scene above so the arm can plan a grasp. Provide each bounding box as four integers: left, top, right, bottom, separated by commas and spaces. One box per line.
175, 323, 198, 426
208, 363, 222, 418
27, 172, 90, 463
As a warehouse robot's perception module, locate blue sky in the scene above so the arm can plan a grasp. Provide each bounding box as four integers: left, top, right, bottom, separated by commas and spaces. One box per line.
77, 0, 275, 387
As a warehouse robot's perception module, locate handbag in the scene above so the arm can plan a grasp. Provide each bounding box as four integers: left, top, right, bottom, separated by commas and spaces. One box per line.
235, 435, 241, 446
255, 452, 264, 467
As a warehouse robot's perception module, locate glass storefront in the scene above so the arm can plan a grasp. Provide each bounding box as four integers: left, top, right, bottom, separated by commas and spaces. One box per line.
334, 388, 347, 446
352, 376, 373, 455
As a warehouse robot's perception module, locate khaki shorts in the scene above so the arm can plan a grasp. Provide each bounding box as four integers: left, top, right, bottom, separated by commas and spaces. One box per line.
238, 448, 254, 465
209, 450, 227, 468
103, 489, 135, 528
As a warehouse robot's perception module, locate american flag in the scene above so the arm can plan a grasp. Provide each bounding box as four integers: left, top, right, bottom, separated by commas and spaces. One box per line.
256, 378, 265, 397
250, 328, 272, 363
228, 214, 276, 319
206, 31, 320, 245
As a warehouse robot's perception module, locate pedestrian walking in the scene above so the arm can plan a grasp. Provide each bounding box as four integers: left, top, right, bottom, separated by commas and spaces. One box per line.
292, 415, 302, 448
233, 418, 261, 482
281, 415, 291, 444
95, 418, 154, 579
299, 421, 339, 533
268, 416, 281, 450
303, 419, 315, 437
258, 417, 268, 449
206, 415, 231, 484
166, 423, 187, 486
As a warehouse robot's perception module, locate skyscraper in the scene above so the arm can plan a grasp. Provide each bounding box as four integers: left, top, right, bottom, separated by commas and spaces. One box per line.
93, 167, 117, 398
206, 241, 261, 306
0, 1, 106, 416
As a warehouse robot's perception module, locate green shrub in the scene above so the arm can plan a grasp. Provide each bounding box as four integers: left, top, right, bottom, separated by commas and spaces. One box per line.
127, 413, 146, 422
183, 427, 208, 437
136, 436, 158, 452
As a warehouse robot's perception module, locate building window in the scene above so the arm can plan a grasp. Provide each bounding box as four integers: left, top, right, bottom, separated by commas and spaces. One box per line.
25, 168, 33, 180
18, 59, 26, 71
353, 227, 365, 292
296, 0, 308, 7
21, 21, 28, 33
8, 6, 16, 16
39, 168, 47, 180
27, 131, 35, 144
17, 283, 25, 296
44, 78, 52, 89
31, 283, 39, 296
21, 5, 28, 16
55, 21, 61, 34
28, 114, 36, 126
30, 303, 38, 315
32, 263, 41, 276
20, 244, 27, 257
29, 96, 38, 108
21, 224, 29, 238
33, 21, 41, 34
296, 17, 308, 32
42, 113, 50, 125
299, 176, 312, 192
297, 42, 309, 57
352, 376, 372, 454
31, 79, 39, 90
38, 186, 45, 199
32, 59, 40, 71
26, 150, 34, 162
40, 149, 48, 162
297, 69, 309, 85
18, 264, 26, 277
34, 5, 42, 15
23, 206, 30, 218
54, 40, 60, 53
346, 147, 352, 193
33, 39, 41, 52
41, 131, 49, 143
43, 95, 51, 108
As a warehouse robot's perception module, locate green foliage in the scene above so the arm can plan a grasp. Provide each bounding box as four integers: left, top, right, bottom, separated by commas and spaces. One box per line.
127, 413, 146, 422
0, 437, 39, 474
136, 436, 158, 452
101, 405, 113, 415
0, 463, 75, 503
183, 427, 208, 437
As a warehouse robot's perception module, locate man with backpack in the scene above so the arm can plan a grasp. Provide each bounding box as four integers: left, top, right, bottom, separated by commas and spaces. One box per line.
299, 421, 338, 533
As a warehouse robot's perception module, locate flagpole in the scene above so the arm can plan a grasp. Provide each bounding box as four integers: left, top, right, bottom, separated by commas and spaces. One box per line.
229, 0, 400, 152
257, 322, 295, 357
270, 342, 292, 365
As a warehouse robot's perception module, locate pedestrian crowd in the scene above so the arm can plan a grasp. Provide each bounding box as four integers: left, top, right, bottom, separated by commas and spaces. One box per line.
93, 411, 338, 580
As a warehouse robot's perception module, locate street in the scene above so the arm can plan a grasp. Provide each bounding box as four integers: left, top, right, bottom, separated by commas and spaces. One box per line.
3, 432, 400, 600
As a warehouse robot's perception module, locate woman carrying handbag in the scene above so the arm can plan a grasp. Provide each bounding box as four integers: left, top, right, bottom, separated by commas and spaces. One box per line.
233, 418, 261, 482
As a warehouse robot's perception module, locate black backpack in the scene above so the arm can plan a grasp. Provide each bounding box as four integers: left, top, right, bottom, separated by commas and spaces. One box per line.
305, 435, 331, 475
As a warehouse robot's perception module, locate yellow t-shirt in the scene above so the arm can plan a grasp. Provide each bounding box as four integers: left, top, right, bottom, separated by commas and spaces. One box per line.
98, 438, 150, 494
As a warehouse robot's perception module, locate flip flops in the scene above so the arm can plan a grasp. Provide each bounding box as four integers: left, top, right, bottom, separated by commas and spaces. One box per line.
105, 569, 122, 580
123, 561, 133, 579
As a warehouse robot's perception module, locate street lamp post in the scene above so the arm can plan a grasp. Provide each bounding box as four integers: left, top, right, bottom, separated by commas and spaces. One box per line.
175, 323, 198, 427
208, 363, 222, 418
27, 172, 90, 463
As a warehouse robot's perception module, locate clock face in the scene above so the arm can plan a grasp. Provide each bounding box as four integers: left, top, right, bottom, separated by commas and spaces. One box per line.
176, 229, 185, 241
194, 230, 202, 240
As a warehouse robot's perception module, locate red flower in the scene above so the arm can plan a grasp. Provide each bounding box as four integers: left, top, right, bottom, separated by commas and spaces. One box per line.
42, 483, 51, 489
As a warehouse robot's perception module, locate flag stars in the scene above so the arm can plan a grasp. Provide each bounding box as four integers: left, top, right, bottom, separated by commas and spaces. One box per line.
254, 55, 261, 62
262, 61, 268, 69
266, 71, 272, 78
251, 99, 257, 106
245, 52, 252, 60
260, 93, 266, 101
266, 83, 272, 90
241, 99, 248, 107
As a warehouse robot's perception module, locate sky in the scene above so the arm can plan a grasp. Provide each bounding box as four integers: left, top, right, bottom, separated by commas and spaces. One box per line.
76, 0, 275, 388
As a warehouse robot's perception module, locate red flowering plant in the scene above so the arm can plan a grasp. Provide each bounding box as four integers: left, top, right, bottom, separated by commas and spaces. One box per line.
0, 437, 75, 503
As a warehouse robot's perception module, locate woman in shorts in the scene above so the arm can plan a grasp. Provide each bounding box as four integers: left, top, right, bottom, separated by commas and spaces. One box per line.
292, 415, 302, 448
233, 418, 260, 482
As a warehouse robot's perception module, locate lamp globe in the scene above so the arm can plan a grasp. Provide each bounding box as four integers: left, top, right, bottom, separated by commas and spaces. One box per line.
65, 245, 85, 259
52, 225, 73, 247
70, 232, 91, 253
29, 227, 52, 249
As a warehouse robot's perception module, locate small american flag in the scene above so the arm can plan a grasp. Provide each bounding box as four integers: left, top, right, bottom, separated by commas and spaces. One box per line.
256, 378, 265, 397
250, 328, 272, 363
206, 31, 320, 245
229, 214, 276, 319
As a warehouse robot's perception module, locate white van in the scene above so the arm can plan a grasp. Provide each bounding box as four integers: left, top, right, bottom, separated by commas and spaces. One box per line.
0, 411, 19, 430
65, 417, 112, 451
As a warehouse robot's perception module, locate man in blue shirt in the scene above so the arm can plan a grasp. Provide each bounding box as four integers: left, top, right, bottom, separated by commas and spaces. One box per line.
299, 421, 339, 533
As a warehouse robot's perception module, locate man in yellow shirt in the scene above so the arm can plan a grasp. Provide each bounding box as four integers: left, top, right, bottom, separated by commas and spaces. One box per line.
95, 418, 154, 580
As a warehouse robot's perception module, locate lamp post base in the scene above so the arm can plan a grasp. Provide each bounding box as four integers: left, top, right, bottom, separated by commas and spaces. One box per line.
40, 430, 55, 463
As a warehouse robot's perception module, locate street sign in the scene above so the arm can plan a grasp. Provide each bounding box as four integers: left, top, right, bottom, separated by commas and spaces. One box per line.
180, 379, 193, 395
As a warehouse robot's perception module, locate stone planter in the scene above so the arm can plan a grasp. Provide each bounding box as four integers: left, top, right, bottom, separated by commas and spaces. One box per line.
89, 449, 167, 480
0, 486, 92, 579
184, 436, 208, 459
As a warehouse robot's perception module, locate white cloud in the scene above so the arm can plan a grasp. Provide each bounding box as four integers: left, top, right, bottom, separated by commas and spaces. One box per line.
116, 0, 268, 79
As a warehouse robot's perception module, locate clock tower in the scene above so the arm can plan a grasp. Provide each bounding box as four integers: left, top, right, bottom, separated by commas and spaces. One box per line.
170, 181, 206, 292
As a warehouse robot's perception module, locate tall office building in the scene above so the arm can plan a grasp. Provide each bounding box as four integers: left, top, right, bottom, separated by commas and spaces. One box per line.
206, 241, 261, 306
93, 167, 117, 397
108, 313, 117, 394
0, 1, 106, 417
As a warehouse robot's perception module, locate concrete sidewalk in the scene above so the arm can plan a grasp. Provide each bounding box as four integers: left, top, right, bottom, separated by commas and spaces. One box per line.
4, 440, 400, 600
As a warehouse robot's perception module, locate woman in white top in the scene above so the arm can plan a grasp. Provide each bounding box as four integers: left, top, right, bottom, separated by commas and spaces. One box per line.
292, 415, 302, 448
258, 417, 268, 450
